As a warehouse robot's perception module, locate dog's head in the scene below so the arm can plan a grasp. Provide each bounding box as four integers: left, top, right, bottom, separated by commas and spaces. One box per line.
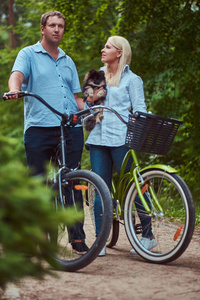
83, 69, 106, 91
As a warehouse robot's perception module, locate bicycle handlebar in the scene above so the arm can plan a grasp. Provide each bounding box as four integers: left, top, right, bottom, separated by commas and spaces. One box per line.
3, 91, 65, 118
3, 91, 128, 126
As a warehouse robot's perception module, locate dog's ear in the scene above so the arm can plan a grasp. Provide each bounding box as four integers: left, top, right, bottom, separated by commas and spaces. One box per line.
89, 69, 98, 77
84, 69, 97, 83
84, 71, 90, 82
99, 70, 106, 80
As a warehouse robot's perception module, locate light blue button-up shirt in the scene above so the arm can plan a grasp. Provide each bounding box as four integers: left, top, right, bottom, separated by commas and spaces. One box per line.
12, 42, 81, 132
86, 65, 147, 147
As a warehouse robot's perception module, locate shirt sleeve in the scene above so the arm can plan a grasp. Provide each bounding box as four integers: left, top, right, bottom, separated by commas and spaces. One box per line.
129, 75, 147, 113
12, 48, 31, 80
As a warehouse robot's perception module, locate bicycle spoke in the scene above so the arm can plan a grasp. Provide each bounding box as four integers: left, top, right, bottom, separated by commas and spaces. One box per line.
124, 169, 195, 263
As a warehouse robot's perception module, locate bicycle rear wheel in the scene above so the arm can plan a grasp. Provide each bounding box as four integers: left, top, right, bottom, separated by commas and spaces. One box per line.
124, 169, 195, 263
47, 169, 113, 272
106, 219, 119, 248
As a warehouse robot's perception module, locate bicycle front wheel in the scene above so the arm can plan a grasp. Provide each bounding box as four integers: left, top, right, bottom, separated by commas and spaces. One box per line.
124, 169, 195, 263
47, 169, 113, 272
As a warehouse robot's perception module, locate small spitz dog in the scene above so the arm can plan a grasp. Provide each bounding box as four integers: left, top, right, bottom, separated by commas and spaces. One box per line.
82, 69, 107, 131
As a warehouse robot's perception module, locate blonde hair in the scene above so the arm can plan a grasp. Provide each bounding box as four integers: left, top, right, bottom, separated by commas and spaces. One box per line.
104, 36, 132, 86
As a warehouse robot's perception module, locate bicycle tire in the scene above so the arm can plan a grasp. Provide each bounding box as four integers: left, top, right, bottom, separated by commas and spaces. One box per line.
106, 219, 120, 248
85, 183, 120, 249
124, 169, 195, 264
46, 169, 113, 272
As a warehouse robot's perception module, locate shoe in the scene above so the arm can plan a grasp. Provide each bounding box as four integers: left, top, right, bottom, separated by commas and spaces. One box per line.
98, 246, 106, 257
130, 237, 157, 254
71, 241, 89, 254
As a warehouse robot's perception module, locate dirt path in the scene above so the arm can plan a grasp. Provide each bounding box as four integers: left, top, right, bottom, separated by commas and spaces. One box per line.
2, 225, 200, 300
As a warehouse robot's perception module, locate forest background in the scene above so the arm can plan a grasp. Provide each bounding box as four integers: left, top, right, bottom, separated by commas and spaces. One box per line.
0, 0, 199, 287
1, 0, 199, 208
0, 0, 200, 216
0, 0, 200, 215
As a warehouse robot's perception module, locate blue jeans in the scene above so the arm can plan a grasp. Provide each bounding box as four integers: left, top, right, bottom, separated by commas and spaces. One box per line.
24, 126, 86, 242
89, 145, 153, 238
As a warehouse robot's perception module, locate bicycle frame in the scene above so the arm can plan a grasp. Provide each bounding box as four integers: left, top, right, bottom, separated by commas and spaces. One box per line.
111, 149, 178, 219
4, 91, 194, 265
3, 92, 179, 221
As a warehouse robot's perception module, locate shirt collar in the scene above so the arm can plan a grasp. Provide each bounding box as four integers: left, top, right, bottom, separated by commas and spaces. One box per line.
100, 64, 130, 72
33, 41, 66, 59
123, 64, 130, 72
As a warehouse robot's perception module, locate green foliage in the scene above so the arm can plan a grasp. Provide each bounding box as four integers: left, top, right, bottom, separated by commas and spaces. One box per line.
0, 47, 20, 94
0, 47, 25, 161
115, 0, 200, 200
54, 0, 119, 80
0, 135, 82, 288
13, 0, 52, 46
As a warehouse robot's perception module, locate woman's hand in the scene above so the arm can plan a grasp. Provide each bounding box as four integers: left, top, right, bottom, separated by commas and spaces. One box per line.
87, 87, 104, 103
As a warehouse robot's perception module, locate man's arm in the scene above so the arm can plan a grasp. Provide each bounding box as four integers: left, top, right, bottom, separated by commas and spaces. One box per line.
74, 93, 85, 111
4, 71, 24, 99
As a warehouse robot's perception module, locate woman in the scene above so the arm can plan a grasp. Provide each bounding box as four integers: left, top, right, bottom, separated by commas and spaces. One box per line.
86, 36, 156, 256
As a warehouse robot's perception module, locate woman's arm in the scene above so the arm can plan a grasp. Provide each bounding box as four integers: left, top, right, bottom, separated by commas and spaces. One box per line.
129, 75, 147, 113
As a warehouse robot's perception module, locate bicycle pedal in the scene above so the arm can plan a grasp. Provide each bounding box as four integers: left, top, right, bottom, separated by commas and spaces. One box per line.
135, 223, 142, 234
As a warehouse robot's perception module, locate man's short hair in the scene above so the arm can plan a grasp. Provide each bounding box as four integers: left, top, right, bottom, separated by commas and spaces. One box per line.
40, 10, 65, 27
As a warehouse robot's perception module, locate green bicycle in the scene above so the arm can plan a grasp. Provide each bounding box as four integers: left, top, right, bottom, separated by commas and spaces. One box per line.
87, 108, 195, 264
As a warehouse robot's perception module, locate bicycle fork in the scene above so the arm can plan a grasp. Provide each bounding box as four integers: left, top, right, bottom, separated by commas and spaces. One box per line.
133, 166, 164, 217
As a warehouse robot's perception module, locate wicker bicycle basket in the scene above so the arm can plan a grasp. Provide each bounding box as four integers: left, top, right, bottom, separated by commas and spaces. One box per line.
125, 111, 183, 156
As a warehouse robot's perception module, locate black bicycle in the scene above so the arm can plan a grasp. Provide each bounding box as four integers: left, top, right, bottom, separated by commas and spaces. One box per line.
3, 91, 113, 272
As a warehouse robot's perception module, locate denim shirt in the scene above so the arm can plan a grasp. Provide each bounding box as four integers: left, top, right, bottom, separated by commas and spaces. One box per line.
12, 42, 81, 132
86, 65, 147, 147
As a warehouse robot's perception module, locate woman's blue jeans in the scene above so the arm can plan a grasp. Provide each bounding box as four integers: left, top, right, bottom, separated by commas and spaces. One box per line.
89, 145, 153, 238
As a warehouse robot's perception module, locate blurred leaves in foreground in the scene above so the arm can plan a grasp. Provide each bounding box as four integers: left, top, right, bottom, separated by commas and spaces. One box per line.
0, 135, 82, 288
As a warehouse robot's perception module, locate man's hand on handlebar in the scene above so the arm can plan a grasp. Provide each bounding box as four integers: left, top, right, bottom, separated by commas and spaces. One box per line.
3, 91, 25, 100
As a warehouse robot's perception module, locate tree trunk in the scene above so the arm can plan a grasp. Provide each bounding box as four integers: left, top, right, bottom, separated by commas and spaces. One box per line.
8, 0, 15, 49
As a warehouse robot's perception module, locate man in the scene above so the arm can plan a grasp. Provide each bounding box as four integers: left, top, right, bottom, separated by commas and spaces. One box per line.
5, 10, 88, 253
